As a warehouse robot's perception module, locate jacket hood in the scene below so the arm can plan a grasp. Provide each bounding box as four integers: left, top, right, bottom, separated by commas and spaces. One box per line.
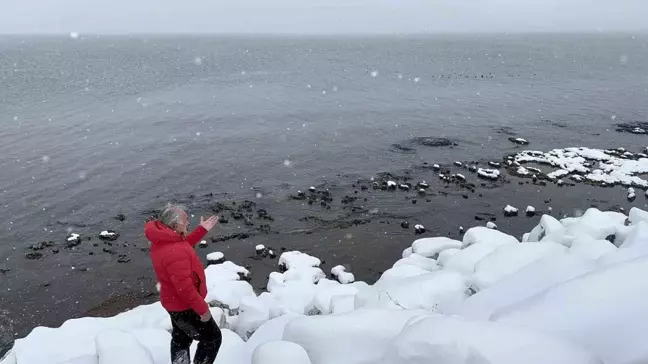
145, 220, 183, 246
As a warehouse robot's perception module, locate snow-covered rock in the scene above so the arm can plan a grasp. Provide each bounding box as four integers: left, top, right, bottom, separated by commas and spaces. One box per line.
206, 251, 225, 264
477, 168, 500, 180
279, 251, 321, 270
504, 205, 519, 216
282, 310, 427, 364
95, 329, 154, 364
497, 256, 648, 364
412, 237, 462, 259
252, 341, 312, 364
462, 227, 519, 248
378, 315, 601, 364
486, 221, 497, 229
470, 242, 567, 291
331, 265, 355, 284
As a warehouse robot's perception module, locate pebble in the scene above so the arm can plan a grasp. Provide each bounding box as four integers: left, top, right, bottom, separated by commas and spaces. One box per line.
414, 224, 426, 235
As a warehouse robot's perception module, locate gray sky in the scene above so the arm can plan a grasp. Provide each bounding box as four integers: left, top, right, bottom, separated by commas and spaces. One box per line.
2, 0, 648, 34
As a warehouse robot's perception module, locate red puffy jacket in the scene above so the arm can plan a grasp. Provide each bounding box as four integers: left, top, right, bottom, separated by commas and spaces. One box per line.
145, 220, 209, 315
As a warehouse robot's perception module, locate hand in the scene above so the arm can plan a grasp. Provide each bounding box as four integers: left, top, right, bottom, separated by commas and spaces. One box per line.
200, 310, 212, 322
200, 215, 218, 231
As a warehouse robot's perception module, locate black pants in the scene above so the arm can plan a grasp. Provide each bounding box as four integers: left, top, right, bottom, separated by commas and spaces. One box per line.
169, 310, 222, 364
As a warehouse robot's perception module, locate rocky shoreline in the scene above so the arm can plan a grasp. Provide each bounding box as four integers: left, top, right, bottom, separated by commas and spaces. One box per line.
2, 143, 648, 355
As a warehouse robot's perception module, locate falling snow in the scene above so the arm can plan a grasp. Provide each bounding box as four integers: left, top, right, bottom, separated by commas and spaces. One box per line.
371, 70, 379, 78
69, 32, 79, 39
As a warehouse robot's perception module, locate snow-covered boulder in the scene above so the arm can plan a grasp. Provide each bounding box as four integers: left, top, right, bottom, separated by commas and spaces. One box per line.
392, 253, 439, 272
313, 280, 359, 315
462, 227, 519, 248
569, 238, 617, 260
412, 237, 462, 258
496, 256, 648, 364
628, 207, 648, 225
445, 242, 506, 276
470, 242, 567, 291
378, 315, 602, 364
279, 251, 321, 269
462, 254, 596, 320
282, 309, 428, 364
372, 271, 467, 312
205, 262, 255, 310
437, 248, 461, 267
95, 329, 154, 364
525, 215, 564, 242
252, 341, 312, 364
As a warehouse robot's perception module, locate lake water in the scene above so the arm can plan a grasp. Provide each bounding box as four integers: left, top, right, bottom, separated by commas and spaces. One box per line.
1, 34, 647, 348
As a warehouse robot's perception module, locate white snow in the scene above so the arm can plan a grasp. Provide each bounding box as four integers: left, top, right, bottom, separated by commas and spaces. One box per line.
455, 173, 466, 181
279, 251, 321, 270
330, 265, 355, 284
477, 168, 500, 180
454, 161, 463, 166
411, 237, 462, 258
379, 315, 601, 364
99, 231, 117, 238
526, 206, 536, 213
67, 233, 80, 242
486, 221, 497, 229
513, 147, 648, 188
198, 240, 208, 247
504, 205, 519, 214
252, 341, 311, 364
13, 208, 648, 364
471, 242, 567, 291
386, 180, 396, 188
255, 244, 265, 251
462, 227, 519, 248
432, 164, 440, 170
206, 252, 224, 262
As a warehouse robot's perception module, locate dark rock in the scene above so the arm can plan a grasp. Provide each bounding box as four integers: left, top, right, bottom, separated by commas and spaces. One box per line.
361, 185, 368, 191
341, 196, 358, 204
211, 233, 251, 243
117, 255, 131, 263
390, 143, 417, 154
414, 225, 426, 235
412, 199, 417, 204
30, 241, 54, 251
89, 252, 94, 256
52, 248, 59, 254
616, 122, 648, 135
401, 221, 410, 229
103, 248, 116, 255
25, 252, 43, 260
218, 216, 229, 224
114, 214, 126, 221
474, 212, 496, 221
232, 212, 244, 220
413, 137, 456, 147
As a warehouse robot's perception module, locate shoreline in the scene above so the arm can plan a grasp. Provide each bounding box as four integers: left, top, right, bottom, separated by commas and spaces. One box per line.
3, 203, 648, 363
2, 145, 647, 354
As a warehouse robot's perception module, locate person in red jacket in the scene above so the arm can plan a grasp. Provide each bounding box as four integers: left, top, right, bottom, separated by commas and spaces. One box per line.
145, 204, 220, 364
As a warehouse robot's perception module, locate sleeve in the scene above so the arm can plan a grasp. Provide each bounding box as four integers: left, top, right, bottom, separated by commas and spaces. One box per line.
184, 225, 208, 247
165, 250, 209, 315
